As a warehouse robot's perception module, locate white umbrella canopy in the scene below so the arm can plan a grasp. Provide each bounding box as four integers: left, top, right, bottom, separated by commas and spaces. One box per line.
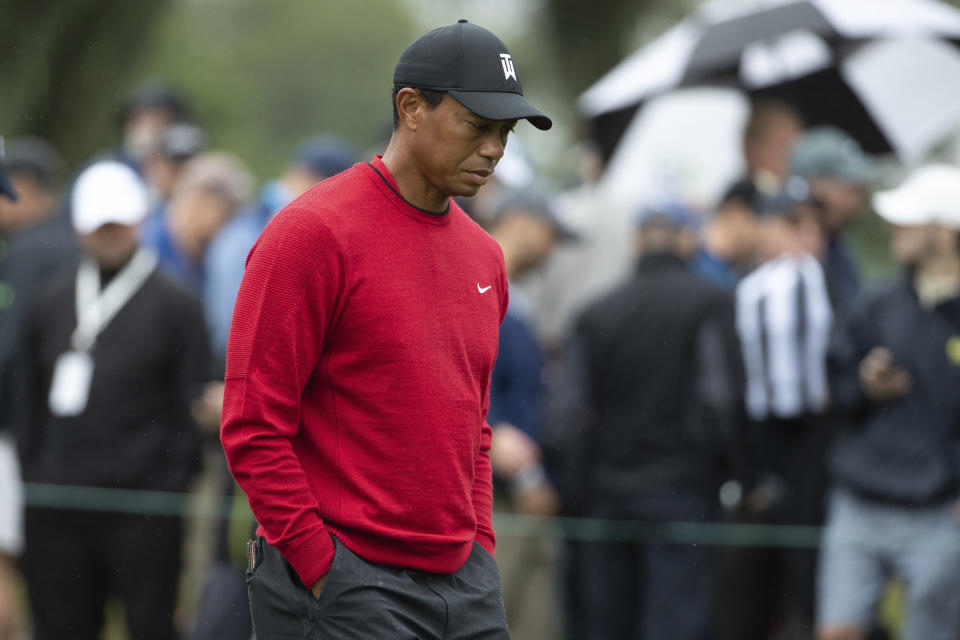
681, 0, 960, 83
580, 0, 960, 162
844, 38, 960, 160
599, 88, 749, 211
596, 38, 960, 213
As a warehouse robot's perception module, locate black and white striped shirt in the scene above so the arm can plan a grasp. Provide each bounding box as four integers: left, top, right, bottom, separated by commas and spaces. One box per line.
736, 253, 833, 421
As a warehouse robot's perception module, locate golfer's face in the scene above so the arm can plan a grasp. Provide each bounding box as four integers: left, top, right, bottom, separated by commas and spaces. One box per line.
418, 95, 516, 198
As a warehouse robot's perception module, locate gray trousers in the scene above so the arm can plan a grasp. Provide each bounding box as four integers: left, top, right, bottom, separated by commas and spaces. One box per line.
246, 535, 509, 639
817, 488, 960, 640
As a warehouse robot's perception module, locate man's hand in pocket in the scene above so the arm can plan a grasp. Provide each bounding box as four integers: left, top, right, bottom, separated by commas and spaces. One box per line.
310, 574, 328, 599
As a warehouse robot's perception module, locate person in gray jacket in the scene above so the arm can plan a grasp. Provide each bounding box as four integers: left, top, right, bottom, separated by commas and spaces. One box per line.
817, 164, 960, 640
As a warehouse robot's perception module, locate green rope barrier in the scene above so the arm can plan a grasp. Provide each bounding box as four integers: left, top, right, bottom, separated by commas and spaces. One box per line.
24, 482, 825, 547
24, 483, 233, 519
492, 513, 822, 548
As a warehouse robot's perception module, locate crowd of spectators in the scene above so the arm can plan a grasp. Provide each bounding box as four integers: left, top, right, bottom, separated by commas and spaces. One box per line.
0, 81, 958, 640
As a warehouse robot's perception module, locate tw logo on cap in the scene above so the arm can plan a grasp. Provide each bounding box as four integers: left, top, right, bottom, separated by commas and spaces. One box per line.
499, 53, 517, 82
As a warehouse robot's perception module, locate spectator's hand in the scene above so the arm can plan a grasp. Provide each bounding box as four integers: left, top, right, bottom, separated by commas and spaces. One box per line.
743, 474, 787, 514
745, 486, 775, 513
859, 347, 911, 404
191, 381, 225, 434
310, 573, 328, 600
514, 479, 561, 517
491, 424, 540, 478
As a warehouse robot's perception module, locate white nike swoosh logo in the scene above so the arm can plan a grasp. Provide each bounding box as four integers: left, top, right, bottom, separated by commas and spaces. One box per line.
477, 283, 492, 294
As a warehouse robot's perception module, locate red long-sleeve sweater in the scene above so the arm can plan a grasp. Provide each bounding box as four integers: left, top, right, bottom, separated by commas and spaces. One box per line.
220, 157, 507, 589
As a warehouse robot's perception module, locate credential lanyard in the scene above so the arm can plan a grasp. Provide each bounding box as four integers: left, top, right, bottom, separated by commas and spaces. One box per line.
72, 248, 158, 353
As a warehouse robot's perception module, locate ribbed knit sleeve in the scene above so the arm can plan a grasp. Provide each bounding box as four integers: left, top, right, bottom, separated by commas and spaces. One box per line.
472, 421, 496, 554
220, 207, 345, 588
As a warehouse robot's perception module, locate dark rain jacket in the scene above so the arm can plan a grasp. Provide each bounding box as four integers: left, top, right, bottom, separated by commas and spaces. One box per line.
0, 218, 77, 433
828, 276, 960, 504
19, 263, 208, 492
552, 253, 746, 508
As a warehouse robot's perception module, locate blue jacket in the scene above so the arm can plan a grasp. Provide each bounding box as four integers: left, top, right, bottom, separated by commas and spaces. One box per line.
692, 247, 741, 291
203, 181, 292, 358
823, 234, 861, 309
488, 297, 544, 443
140, 208, 204, 294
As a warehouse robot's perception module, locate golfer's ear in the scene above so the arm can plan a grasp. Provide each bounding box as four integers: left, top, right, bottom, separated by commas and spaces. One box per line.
395, 88, 423, 131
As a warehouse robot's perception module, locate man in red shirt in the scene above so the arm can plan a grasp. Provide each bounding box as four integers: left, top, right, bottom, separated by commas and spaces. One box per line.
221, 20, 550, 638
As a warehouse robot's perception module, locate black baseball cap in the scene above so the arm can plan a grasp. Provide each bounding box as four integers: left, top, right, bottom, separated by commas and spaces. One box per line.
4, 136, 62, 190
156, 123, 208, 160
295, 135, 357, 178
393, 20, 552, 131
119, 82, 190, 124
718, 179, 759, 210
717, 176, 810, 217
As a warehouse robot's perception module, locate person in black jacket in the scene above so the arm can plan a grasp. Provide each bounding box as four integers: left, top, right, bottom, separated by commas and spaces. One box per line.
0, 138, 78, 436
560, 206, 744, 640
18, 161, 209, 640
0, 136, 75, 640
817, 164, 960, 640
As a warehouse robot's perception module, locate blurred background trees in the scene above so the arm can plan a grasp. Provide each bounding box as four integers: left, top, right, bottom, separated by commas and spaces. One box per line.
0, 0, 706, 179
2, 0, 958, 221
0, 0, 170, 170
2, 0, 419, 177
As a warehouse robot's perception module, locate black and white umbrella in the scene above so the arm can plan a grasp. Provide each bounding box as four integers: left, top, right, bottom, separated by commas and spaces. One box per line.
580, 0, 960, 163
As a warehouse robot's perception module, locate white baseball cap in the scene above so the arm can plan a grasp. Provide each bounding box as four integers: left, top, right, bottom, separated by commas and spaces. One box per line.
873, 164, 960, 230
71, 161, 148, 234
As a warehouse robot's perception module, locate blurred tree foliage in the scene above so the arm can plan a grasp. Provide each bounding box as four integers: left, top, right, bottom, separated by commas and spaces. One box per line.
5, 0, 947, 200
0, 0, 171, 170
134, 0, 416, 179
0, 0, 689, 179
542, 0, 653, 96
1, 0, 416, 179
0, 0, 693, 180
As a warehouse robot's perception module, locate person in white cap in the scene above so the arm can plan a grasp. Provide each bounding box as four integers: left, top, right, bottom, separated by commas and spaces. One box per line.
816, 164, 960, 640
17, 160, 210, 640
